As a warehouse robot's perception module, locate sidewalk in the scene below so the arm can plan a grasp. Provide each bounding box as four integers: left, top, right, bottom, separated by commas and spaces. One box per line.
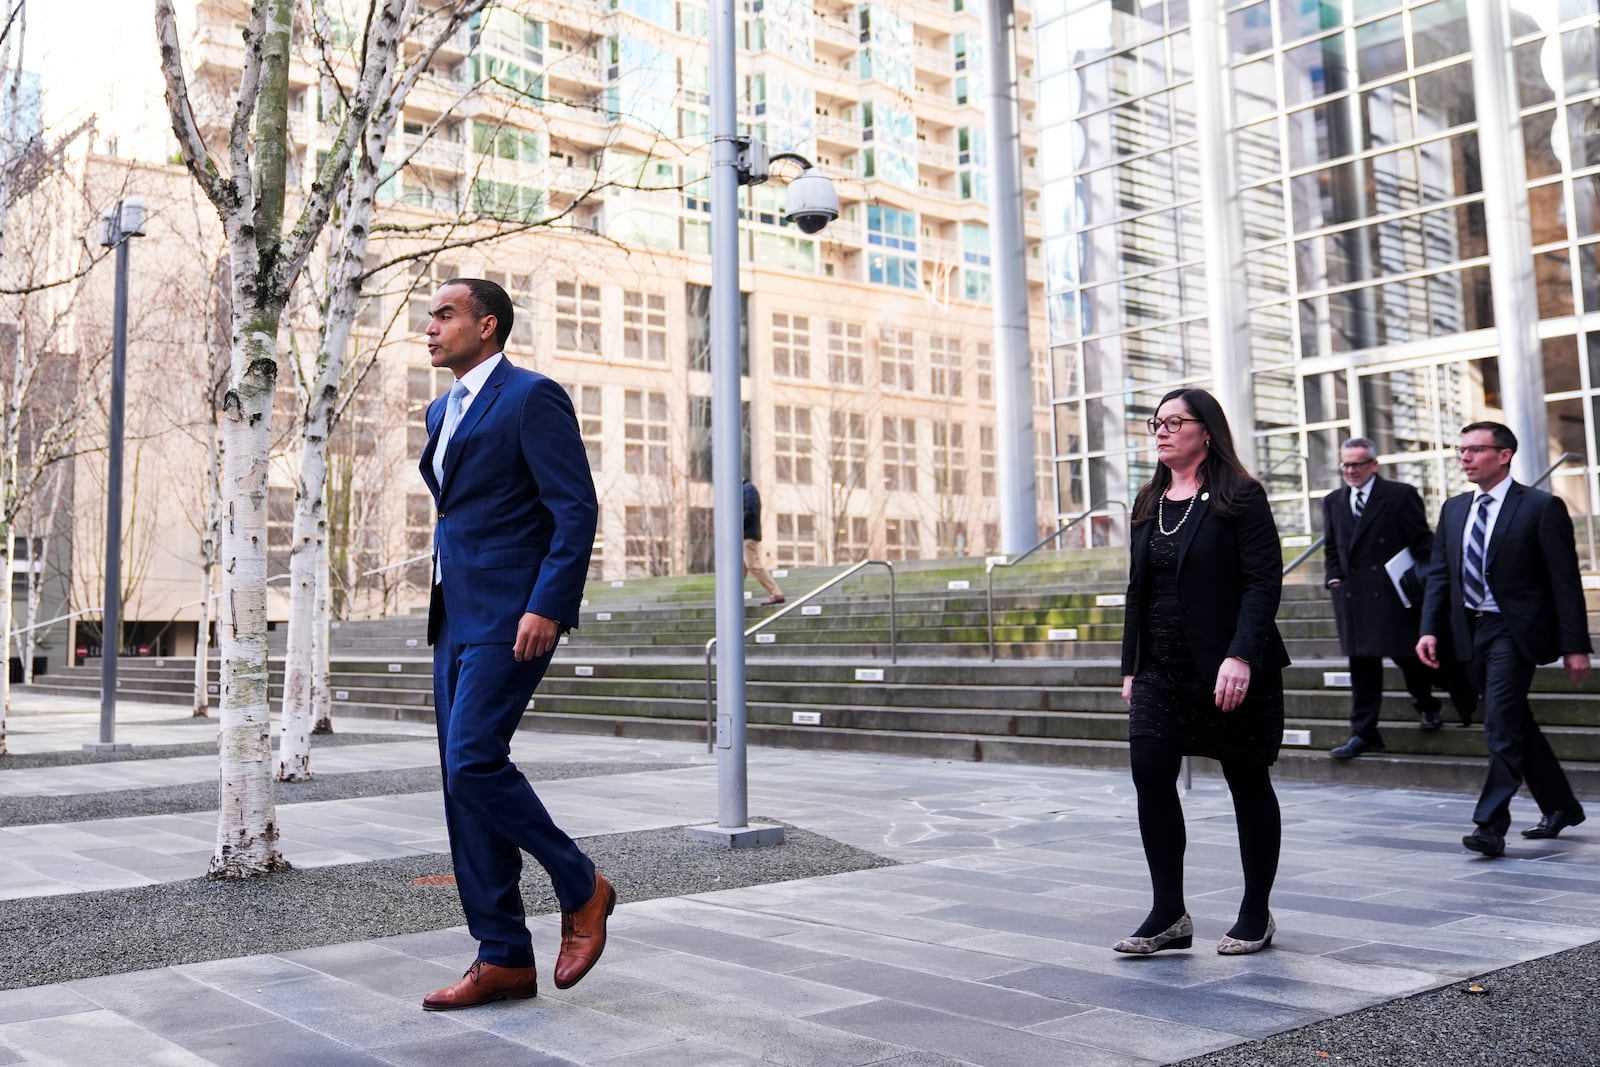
2, 693, 1598, 1065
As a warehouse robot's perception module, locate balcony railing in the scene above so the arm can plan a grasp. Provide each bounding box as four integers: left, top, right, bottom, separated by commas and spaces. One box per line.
398, 133, 466, 170
915, 45, 953, 75
917, 140, 956, 168
813, 17, 861, 49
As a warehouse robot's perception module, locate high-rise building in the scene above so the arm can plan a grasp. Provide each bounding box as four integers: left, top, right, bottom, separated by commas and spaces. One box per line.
54, 0, 1055, 654
1037, 0, 1600, 545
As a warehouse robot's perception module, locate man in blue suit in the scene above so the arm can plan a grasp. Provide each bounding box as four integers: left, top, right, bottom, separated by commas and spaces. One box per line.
1418, 421, 1593, 858
417, 278, 614, 1010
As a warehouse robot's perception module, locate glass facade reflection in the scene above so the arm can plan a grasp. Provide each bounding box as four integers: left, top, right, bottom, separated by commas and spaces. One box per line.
1037, 0, 1600, 539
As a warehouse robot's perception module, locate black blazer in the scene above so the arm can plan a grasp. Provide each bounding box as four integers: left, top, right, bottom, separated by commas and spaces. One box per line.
1420, 481, 1593, 665
1322, 476, 1433, 659
1121, 482, 1291, 682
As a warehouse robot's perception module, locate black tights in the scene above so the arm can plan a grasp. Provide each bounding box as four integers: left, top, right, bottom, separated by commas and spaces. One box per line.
1129, 736, 1281, 941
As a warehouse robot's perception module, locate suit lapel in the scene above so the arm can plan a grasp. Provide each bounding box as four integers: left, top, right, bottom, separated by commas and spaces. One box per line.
1487, 481, 1524, 568
1350, 477, 1385, 546
439, 357, 509, 495
420, 395, 443, 499
1174, 489, 1209, 574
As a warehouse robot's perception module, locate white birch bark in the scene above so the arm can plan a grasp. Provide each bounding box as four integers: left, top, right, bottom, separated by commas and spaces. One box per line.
193, 422, 220, 717
157, 0, 411, 873
277, 0, 486, 779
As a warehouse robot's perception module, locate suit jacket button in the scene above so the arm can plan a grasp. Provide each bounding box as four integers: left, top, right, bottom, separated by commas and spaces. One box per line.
438, 511, 446, 520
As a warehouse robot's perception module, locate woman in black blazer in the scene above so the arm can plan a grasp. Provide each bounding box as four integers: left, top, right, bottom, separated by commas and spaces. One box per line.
1114, 388, 1290, 957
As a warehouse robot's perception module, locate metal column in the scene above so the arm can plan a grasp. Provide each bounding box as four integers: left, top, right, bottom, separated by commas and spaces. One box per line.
1467, 0, 1548, 483
980, 0, 1038, 554
92, 221, 132, 753
1190, 0, 1255, 470
684, 0, 782, 849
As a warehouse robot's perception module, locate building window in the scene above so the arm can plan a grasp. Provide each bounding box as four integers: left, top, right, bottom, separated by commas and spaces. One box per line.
774, 513, 817, 566
774, 405, 813, 484
867, 203, 918, 288
929, 334, 962, 397
829, 409, 867, 489
405, 494, 433, 586
624, 389, 669, 475
624, 505, 670, 576
571, 383, 603, 472
772, 312, 811, 379
976, 341, 992, 401
623, 291, 668, 361
589, 505, 605, 580
406, 365, 452, 455
979, 424, 996, 497
686, 283, 749, 374
835, 514, 869, 561
1034, 348, 1050, 408
933, 421, 966, 497
883, 415, 917, 492
828, 319, 864, 384
878, 326, 916, 391
884, 517, 920, 560
556, 281, 602, 354
936, 520, 969, 556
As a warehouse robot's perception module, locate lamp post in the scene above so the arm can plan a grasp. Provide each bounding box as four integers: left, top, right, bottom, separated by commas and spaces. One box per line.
685, 0, 836, 849
86, 196, 146, 754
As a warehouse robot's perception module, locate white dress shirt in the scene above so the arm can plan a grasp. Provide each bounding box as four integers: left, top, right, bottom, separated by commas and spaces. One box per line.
434, 353, 504, 583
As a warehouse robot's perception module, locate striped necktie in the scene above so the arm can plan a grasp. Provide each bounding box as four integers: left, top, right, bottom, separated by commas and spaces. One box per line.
1463, 493, 1492, 610
431, 380, 470, 485
1353, 488, 1366, 517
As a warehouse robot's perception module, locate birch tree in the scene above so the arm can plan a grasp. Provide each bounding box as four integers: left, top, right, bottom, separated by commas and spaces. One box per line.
277, 0, 487, 781
156, 0, 412, 876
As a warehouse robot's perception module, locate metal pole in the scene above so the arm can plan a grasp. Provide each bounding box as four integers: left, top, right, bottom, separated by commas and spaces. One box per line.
1467, 0, 1547, 486
980, 0, 1037, 554
1190, 0, 1255, 471
710, 0, 748, 830
97, 222, 129, 747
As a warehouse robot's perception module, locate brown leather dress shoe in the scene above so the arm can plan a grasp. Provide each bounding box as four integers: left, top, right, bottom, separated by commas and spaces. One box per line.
553, 871, 616, 990
422, 960, 537, 1011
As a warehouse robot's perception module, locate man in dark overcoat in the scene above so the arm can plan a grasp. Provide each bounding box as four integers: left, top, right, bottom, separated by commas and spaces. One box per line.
1324, 438, 1476, 758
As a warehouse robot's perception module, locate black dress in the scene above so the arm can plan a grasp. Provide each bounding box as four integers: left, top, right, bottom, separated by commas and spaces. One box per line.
1128, 498, 1285, 765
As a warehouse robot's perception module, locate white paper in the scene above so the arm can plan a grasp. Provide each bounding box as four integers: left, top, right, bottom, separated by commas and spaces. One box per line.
1384, 547, 1416, 608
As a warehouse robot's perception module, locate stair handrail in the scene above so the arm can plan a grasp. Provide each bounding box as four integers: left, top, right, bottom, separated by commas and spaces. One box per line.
985, 499, 1128, 661
703, 558, 897, 750
1281, 536, 1326, 578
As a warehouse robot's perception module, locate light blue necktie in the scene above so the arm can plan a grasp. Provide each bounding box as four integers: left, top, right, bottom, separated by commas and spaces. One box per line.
431, 380, 470, 486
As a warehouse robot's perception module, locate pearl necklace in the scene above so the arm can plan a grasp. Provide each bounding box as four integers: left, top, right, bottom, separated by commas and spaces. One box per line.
1157, 488, 1200, 536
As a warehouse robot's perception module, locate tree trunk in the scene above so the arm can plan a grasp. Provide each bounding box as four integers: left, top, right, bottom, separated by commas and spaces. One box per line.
311, 535, 332, 734
211, 301, 288, 877
193, 425, 220, 717
277, 399, 329, 779
0, 533, 11, 756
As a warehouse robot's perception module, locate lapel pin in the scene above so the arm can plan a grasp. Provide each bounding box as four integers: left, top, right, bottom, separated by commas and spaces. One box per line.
1201, 492, 1210, 501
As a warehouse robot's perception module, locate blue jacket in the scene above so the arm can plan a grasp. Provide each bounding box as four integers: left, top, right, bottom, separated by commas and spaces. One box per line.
742, 480, 762, 541
420, 358, 597, 644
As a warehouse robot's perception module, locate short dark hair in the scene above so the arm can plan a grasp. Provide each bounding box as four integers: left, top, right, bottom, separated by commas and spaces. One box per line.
1461, 420, 1517, 453
442, 277, 514, 348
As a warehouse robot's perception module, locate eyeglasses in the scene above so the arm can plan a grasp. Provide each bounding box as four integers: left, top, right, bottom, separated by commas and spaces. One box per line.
1146, 415, 1200, 435
1458, 445, 1507, 456
1339, 460, 1375, 471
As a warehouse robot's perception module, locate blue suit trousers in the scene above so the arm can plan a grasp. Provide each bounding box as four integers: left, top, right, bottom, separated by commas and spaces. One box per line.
432, 606, 596, 968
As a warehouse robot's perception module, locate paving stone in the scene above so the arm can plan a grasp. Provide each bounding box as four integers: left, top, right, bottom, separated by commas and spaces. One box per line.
810, 999, 1157, 1067
611, 920, 847, 973
590, 1037, 775, 1066
371, 1028, 580, 1066
1028, 1006, 1241, 1062
610, 951, 875, 1016
789, 958, 1090, 1027
170, 1019, 390, 1066
277, 942, 462, 1000
0, 1008, 214, 1067
0, 987, 96, 1025
454, 997, 682, 1061
68, 968, 273, 1034
591, 987, 911, 1067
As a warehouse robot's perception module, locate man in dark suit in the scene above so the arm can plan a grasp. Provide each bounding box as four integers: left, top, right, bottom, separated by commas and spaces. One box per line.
1324, 438, 1476, 759
1419, 421, 1593, 857
417, 278, 614, 1009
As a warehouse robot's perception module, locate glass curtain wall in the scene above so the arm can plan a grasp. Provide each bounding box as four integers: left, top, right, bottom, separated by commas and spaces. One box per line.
1039, 0, 1600, 550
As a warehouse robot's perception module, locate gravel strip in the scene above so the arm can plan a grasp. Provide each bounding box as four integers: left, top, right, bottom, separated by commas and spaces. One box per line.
0, 731, 419, 772
0, 822, 894, 990
1178, 941, 1600, 1067
0, 761, 692, 826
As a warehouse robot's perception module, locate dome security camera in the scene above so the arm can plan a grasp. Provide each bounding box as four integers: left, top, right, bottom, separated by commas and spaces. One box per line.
784, 171, 839, 235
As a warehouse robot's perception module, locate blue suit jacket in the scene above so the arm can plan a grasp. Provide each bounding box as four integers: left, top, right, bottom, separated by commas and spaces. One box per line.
420, 358, 597, 645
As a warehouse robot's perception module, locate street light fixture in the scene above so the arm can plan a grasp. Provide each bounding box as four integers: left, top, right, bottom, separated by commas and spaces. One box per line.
685, 2, 838, 847
86, 196, 146, 754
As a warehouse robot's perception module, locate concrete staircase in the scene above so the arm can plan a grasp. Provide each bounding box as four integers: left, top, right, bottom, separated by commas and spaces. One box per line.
25, 546, 1600, 794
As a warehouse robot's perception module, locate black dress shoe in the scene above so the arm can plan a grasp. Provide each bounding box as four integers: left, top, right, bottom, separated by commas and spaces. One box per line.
1331, 736, 1384, 760
1521, 809, 1587, 839
1462, 826, 1505, 857
1418, 708, 1442, 731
